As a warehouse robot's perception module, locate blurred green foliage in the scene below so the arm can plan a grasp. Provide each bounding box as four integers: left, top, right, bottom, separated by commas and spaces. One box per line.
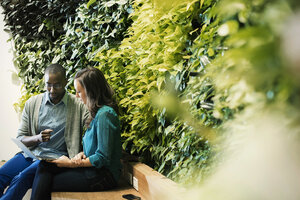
2, 0, 300, 186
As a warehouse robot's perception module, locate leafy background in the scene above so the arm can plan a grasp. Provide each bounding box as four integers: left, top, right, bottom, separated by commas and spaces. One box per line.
1, 0, 300, 186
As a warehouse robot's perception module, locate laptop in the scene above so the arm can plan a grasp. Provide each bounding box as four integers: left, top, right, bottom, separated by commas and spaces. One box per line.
11, 138, 60, 161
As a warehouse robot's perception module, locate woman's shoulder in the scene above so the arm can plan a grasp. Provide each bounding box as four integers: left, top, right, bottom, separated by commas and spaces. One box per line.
89, 106, 119, 130
96, 105, 118, 117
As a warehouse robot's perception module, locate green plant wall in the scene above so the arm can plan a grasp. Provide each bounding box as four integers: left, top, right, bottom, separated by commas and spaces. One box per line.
94, 0, 220, 183
2, 0, 300, 186
1, 0, 132, 111
0, 0, 84, 110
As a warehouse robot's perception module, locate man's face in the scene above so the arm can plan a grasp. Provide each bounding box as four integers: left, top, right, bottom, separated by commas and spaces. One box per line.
45, 72, 66, 104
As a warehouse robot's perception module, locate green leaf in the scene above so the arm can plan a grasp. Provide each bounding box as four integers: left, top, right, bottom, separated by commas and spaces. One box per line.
38, 23, 44, 33
87, 0, 97, 9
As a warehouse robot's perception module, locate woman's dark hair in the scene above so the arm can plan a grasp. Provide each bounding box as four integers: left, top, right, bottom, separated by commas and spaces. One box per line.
75, 67, 119, 125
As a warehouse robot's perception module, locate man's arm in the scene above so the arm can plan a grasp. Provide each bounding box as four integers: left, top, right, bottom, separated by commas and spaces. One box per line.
82, 103, 89, 127
21, 129, 53, 147
16, 95, 51, 147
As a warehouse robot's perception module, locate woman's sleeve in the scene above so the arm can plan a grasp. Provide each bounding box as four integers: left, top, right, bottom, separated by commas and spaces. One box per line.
88, 110, 119, 168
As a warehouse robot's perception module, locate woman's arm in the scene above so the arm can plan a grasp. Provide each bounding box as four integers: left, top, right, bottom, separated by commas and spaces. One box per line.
50, 154, 93, 168
86, 110, 119, 168
53, 109, 119, 168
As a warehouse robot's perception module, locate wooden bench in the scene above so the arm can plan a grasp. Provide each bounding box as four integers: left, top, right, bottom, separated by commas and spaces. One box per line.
1, 161, 183, 200
51, 171, 143, 200
122, 162, 184, 200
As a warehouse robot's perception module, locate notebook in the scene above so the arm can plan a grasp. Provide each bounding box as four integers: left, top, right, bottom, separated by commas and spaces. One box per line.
11, 138, 60, 161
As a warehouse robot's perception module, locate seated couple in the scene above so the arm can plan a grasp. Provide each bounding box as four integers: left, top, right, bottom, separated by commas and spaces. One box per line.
0, 64, 122, 200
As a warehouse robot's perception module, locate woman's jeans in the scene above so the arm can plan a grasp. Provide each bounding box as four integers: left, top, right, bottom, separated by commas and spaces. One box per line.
30, 161, 117, 200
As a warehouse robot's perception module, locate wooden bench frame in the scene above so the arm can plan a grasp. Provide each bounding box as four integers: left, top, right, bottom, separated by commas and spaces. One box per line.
122, 162, 183, 200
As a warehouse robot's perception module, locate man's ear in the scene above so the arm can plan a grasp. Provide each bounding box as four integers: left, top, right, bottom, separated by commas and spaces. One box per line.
61, 77, 67, 88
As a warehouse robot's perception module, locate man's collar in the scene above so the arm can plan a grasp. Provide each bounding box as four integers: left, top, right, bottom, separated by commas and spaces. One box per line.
44, 92, 68, 106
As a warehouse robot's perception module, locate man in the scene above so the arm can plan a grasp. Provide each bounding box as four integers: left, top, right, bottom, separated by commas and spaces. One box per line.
0, 63, 89, 200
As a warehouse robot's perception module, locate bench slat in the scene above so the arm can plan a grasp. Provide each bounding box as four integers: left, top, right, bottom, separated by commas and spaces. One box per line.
52, 178, 143, 200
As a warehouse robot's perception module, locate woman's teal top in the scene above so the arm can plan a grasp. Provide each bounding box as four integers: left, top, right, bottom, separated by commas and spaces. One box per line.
82, 105, 122, 181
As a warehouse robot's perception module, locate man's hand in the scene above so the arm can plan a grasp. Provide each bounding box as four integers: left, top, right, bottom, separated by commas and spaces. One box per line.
21, 129, 53, 147
49, 156, 75, 168
37, 129, 53, 142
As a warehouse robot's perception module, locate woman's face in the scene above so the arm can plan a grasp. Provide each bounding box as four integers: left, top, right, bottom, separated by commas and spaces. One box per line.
74, 79, 87, 104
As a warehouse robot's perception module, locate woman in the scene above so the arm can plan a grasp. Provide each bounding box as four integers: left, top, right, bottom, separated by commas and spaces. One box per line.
30, 67, 122, 200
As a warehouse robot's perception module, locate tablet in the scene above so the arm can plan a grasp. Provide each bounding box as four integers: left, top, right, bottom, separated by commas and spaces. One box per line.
11, 138, 60, 161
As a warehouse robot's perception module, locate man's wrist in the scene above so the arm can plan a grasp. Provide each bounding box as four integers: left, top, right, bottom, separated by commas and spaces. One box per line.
35, 134, 41, 144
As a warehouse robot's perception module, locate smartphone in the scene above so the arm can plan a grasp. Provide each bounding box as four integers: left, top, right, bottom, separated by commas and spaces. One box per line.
122, 194, 141, 200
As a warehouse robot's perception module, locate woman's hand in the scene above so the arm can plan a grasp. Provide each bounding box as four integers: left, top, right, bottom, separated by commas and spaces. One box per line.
49, 156, 76, 168
71, 152, 86, 166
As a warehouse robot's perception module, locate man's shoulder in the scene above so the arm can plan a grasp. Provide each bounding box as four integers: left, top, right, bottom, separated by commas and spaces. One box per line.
26, 93, 44, 104
22, 93, 44, 112
67, 92, 76, 100
67, 93, 84, 107
67, 93, 78, 103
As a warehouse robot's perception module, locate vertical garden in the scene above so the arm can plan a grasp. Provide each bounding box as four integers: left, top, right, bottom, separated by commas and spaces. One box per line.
1, 0, 300, 189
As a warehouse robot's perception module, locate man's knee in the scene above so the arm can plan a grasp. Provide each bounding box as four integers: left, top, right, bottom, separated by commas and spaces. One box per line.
11, 169, 35, 186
